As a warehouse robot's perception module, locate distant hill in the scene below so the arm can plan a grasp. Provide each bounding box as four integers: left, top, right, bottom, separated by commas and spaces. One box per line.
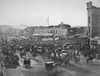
12, 24, 28, 29
0, 25, 11, 33
0, 25, 25, 36
5, 28, 23, 36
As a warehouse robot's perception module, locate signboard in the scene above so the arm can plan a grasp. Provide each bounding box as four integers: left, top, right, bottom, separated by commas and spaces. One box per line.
91, 40, 98, 44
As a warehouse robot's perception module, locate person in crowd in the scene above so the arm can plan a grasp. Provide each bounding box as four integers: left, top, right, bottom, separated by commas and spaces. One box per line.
0, 49, 5, 72
24, 57, 31, 69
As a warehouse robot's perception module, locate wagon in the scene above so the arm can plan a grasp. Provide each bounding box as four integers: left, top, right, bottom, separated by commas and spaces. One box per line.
45, 61, 57, 71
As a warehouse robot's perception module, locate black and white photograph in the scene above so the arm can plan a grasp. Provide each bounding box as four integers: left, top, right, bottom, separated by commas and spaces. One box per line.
0, 0, 100, 76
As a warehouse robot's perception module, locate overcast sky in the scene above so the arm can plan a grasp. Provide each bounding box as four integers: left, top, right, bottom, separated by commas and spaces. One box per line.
0, 0, 100, 27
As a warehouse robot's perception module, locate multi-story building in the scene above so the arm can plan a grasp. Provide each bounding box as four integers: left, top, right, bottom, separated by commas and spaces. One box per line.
87, 2, 100, 48
33, 24, 68, 41
34, 27, 67, 37
87, 2, 100, 38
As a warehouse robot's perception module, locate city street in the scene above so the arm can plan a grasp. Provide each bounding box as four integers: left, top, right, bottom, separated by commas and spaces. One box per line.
0, 0, 100, 76
2, 57, 100, 76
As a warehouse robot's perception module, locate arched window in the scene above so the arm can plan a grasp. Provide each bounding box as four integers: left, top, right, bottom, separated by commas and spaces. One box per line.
88, 16, 90, 24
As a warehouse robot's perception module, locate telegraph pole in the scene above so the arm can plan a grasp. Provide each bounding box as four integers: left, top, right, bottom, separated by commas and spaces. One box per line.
48, 16, 49, 26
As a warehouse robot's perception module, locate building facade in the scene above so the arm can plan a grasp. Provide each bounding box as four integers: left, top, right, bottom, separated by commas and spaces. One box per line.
33, 26, 68, 41
87, 2, 100, 38
34, 27, 67, 37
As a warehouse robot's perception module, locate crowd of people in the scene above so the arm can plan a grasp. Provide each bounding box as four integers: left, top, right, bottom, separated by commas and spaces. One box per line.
0, 39, 99, 70
0, 40, 82, 69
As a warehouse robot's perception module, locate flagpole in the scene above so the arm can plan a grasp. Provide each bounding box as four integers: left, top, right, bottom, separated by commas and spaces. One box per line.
48, 16, 49, 26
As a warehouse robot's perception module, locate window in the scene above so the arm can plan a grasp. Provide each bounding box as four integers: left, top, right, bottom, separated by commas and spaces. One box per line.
88, 16, 90, 24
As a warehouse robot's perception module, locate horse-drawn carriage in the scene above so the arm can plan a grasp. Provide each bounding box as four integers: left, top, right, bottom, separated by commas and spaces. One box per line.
45, 61, 56, 70
45, 61, 60, 72
45, 58, 69, 71
45, 51, 70, 71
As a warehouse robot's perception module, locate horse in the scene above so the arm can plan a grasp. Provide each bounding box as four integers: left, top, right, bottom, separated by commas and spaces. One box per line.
83, 50, 95, 64
15, 51, 24, 68
86, 55, 94, 64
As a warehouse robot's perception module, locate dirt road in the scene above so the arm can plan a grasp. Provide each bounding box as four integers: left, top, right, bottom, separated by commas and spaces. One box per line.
3, 57, 100, 76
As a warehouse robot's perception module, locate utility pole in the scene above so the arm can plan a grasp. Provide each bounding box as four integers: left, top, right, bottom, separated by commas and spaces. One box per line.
48, 16, 49, 26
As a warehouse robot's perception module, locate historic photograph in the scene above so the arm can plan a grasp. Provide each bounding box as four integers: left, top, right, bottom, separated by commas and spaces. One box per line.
0, 0, 100, 76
